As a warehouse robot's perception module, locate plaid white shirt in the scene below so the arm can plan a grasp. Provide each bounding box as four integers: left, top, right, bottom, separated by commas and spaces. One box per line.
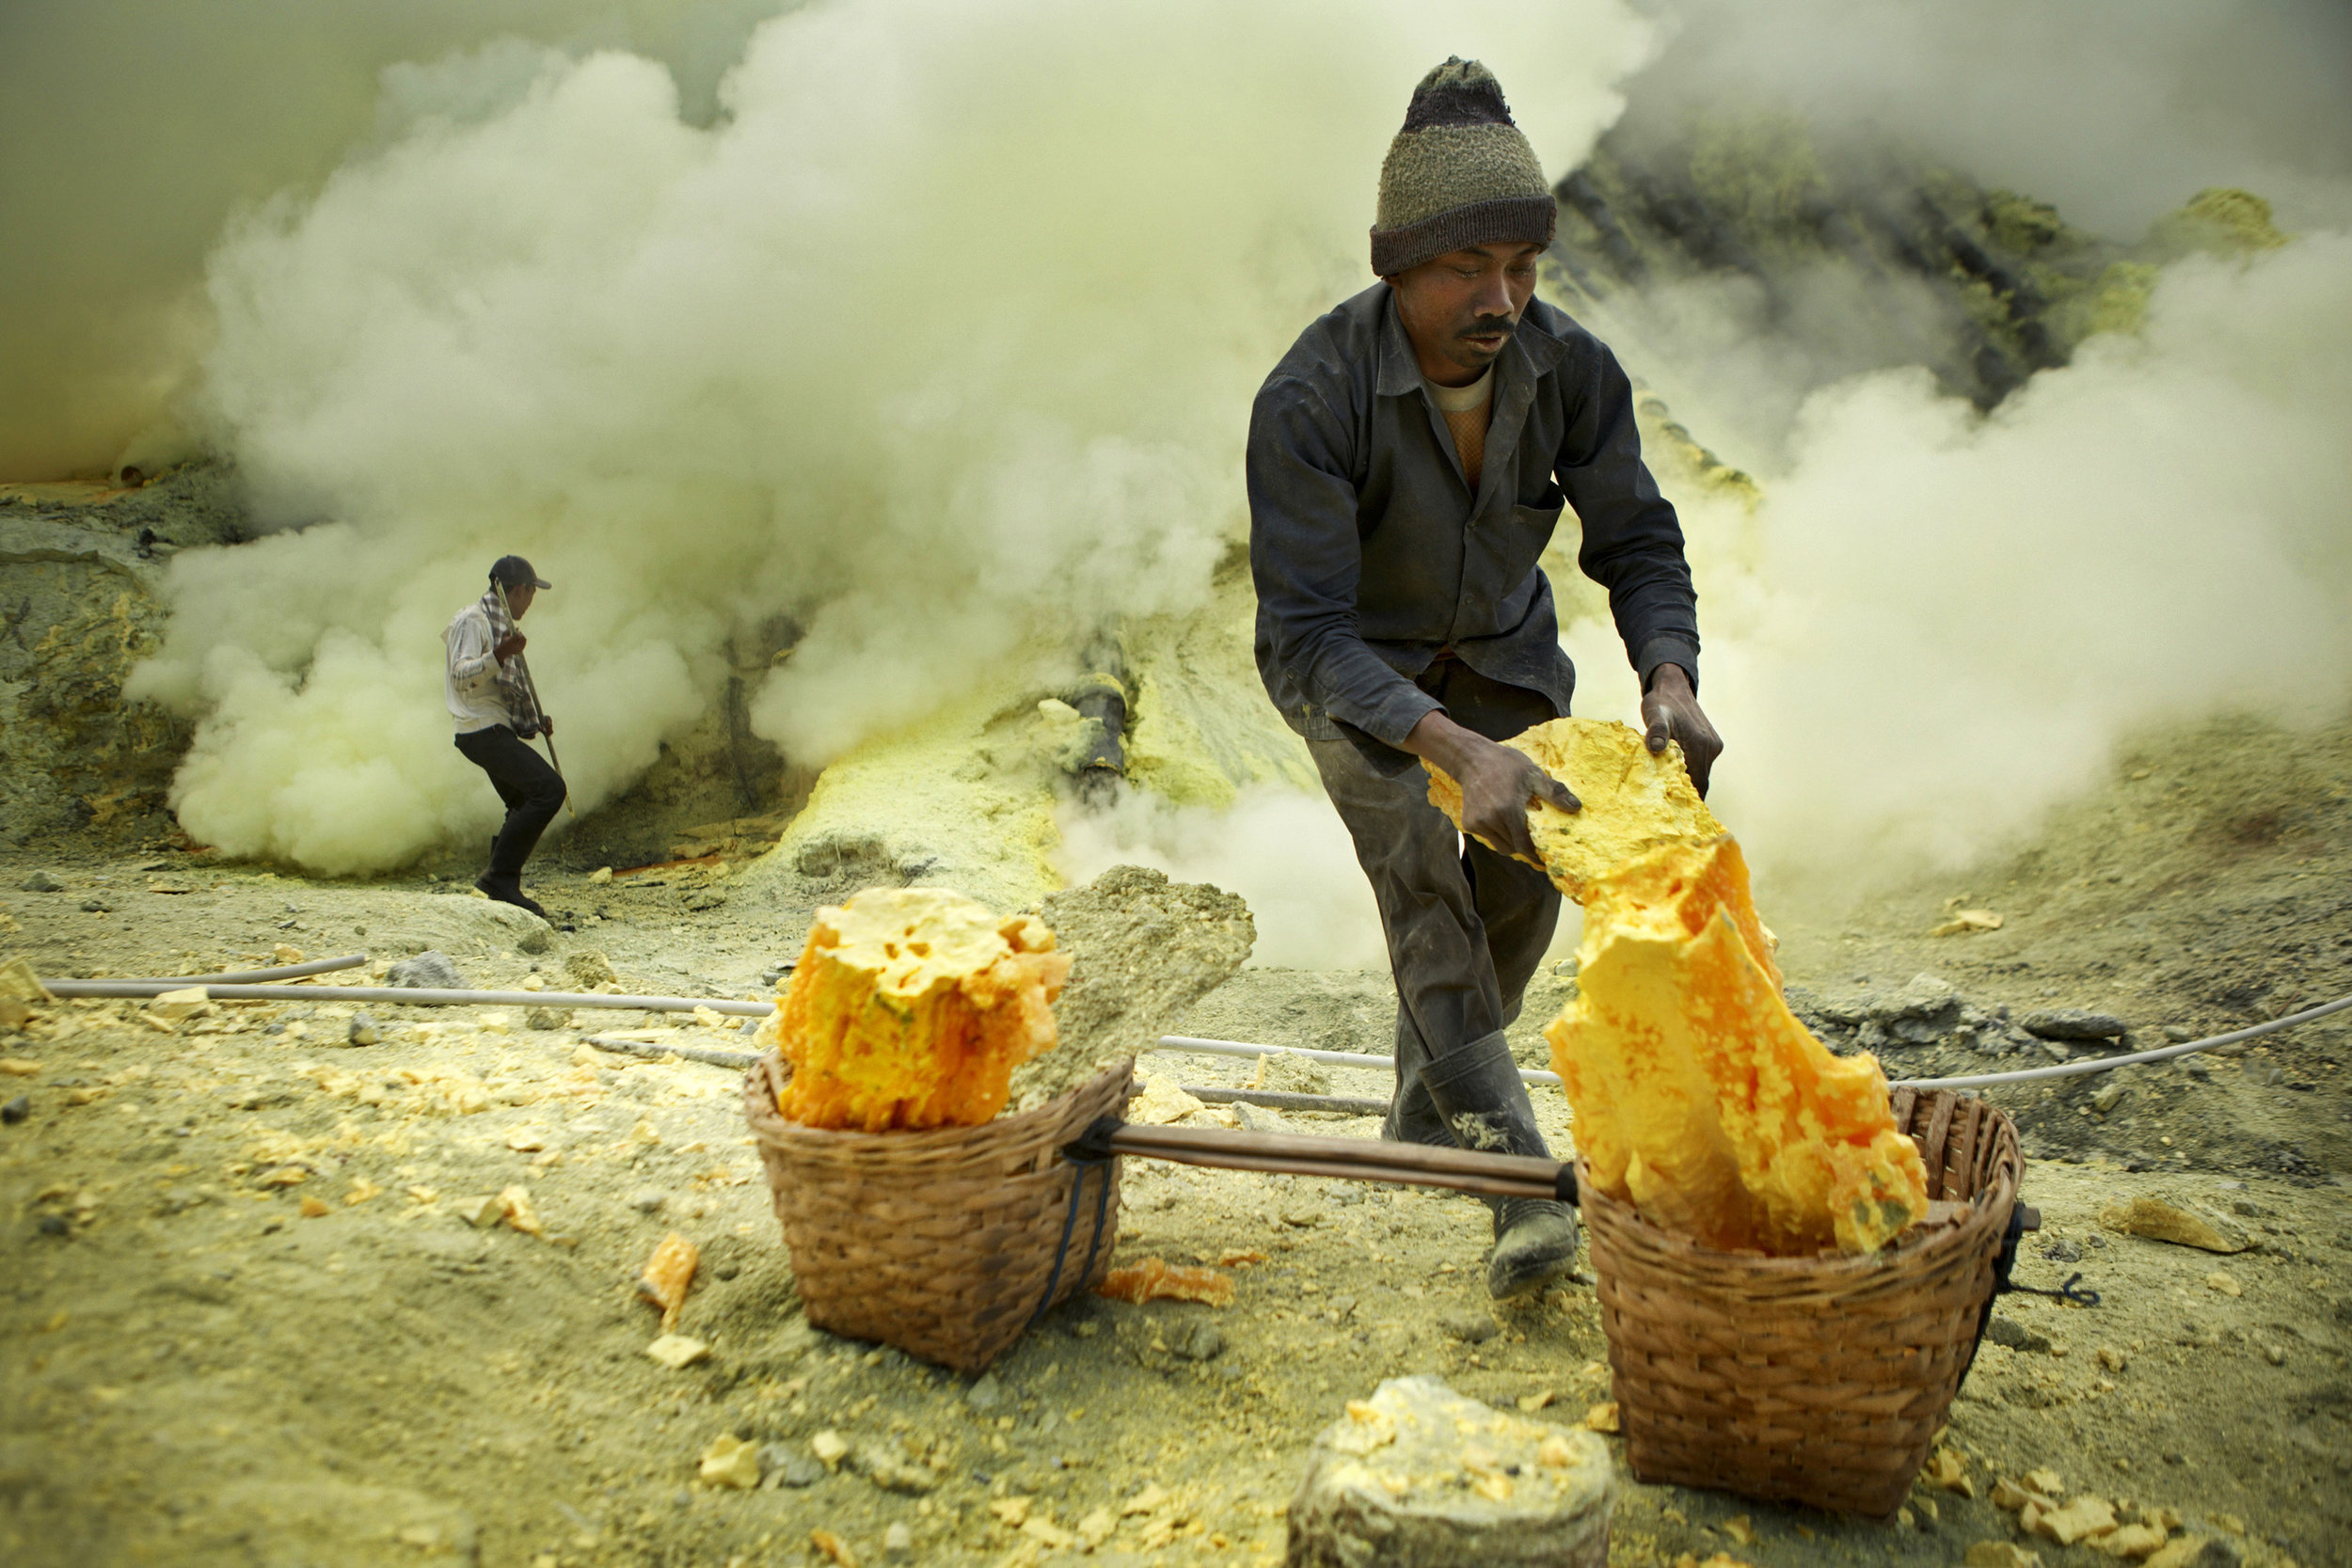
444, 590, 545, 737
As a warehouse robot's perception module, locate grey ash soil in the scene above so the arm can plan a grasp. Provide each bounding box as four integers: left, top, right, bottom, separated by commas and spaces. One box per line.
1, 714, 2347, 1567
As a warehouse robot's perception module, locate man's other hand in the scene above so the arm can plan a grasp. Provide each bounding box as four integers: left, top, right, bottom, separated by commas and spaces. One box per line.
539, 715, 555, 738
1403, 711, 1580, 864
495, 630, 527, 662
1642, 663, 1722, 797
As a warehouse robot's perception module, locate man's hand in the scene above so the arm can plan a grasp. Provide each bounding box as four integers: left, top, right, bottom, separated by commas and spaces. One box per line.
1642, 663, 1722, 797
495, 630, 527, 662
1402, 710, 1580, 864
539, 715, 555, 738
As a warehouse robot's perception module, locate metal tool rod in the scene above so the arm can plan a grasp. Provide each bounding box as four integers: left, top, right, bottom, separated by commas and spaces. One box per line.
584, 1034, 761, 1069
1152, 1032, 1563, 1087
1183, 1086, 1389, 1116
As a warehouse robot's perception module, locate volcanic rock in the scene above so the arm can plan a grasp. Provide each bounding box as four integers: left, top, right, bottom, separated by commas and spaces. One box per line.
2022, 1009, 2128, 1041
1287, 1376, 1613, 1567
388, 952, 469, 990
2099, 1197, 2249, 1254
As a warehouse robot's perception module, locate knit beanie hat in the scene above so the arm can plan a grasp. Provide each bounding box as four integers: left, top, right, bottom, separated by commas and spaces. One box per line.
1370, 58, 1556, 277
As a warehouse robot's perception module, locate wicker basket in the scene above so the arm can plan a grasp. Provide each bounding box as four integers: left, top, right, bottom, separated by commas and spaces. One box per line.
741, 1053, 1133, 1374
1583, 1087, 2021, 1517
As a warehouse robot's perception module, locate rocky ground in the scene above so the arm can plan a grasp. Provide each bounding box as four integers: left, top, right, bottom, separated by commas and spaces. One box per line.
1, 712, 2347, 1568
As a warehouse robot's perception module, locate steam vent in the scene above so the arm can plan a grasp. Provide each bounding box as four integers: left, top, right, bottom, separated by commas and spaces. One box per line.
5, 8, 2350, 1567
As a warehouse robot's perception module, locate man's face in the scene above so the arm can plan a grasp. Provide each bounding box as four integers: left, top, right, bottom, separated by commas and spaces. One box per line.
1390, 242, 1544, 383
502, 582, 536, 619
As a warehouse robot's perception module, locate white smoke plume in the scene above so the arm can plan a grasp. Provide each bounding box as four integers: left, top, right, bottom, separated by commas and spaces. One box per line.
131, 0, 1659, 874
1566, 232, 2352, 898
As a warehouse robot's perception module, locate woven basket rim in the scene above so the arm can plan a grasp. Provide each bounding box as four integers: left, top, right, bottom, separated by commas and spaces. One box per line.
1573, 1149, 2014, 1277
744, 1051, 1135, 1155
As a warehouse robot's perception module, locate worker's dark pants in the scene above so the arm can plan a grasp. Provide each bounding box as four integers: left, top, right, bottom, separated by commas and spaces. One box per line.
454, 726, 565, 879
1308, 661, 1561, 1153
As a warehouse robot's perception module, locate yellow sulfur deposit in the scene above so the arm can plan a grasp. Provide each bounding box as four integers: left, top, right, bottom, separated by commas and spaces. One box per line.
760, 887, 1073, 1132
1422, 717, 1724, 900
1546, 837, 1928, 1255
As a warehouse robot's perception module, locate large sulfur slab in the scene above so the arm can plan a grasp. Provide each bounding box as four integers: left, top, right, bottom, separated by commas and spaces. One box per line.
1545, 838, 1928, 1256
1422, 718, 1724, 901
759, 887, 1072, 1132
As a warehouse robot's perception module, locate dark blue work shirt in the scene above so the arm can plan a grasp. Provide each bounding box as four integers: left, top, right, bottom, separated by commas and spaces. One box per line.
1246, 283, 1700, 752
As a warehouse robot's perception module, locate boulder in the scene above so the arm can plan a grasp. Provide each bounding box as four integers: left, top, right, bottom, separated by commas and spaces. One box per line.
2022, 1009, 2128, 1041
1868, 973, 1962, 1026
1287, 1377, 1613, 1567
2100, 1197, 2248, 1254
564, 950, 620, 990
387, 952, 469, 990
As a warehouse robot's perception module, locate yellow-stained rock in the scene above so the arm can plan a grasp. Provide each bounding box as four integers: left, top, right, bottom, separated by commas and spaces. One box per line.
1993, 1477, 2052, 1513
2027, 1495, 2118, 1546
698, 1433, 762, 1490
1422, 717, 1723, 901
2096, 1522, 2170, 1560
0, 958, 54, 1005
1967, 1545, 2045, 1568
760, 887, 1072, 1132
1545, 837, 1926, 1255
636, 1232, 699, 1332
2100, 1196, 2249, 1254
1920, 1448, 1976, 1497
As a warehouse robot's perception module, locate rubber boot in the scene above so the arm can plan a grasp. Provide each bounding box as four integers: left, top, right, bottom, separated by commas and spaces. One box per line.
1420, 1029, 1581, 1299
476, 873, 548, 921
1379, 1013, 1454, 1149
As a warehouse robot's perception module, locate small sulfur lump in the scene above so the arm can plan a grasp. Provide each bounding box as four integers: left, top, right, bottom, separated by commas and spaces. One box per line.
759, 887, 1073, 1132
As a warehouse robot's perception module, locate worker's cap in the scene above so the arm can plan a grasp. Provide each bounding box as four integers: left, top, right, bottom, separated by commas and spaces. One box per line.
488, 555, 552, 591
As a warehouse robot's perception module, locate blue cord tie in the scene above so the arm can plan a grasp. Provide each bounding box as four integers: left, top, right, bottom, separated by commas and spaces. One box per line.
1027, 1121, 1120, 1331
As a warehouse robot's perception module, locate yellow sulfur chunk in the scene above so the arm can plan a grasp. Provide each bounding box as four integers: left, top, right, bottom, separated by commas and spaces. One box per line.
759, 887, 1073, 1132
1546, 838, 1928, 1255
1422, 718, 1724, 901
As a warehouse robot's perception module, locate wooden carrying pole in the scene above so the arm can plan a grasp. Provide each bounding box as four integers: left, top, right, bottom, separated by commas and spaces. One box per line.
1081, 1119, 1579, 1204
1081, 1120, 1985, 1228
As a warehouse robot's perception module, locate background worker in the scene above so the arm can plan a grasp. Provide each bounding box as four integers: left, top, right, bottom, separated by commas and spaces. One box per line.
445, 555, 564, 918
1247, 59, 1723, 1300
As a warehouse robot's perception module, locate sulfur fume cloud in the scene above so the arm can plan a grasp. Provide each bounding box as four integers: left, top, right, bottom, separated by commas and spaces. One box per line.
129, 0, 1658, 873
1565, 231, 2352, 902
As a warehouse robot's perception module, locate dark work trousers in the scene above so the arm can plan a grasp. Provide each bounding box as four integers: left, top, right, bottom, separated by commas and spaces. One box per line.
1308, 661, 1561, 1150
454, 726, 565, 879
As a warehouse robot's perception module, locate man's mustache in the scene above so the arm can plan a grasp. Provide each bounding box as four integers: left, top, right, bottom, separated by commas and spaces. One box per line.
1457, 315, 1517, 340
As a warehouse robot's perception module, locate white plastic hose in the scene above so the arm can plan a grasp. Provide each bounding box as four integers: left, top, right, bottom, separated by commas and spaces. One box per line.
36, 964, 2346, 1094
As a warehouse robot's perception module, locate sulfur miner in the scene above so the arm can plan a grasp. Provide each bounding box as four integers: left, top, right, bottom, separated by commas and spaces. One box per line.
443, 553, 564, 918
1248, 59, 1721, 1298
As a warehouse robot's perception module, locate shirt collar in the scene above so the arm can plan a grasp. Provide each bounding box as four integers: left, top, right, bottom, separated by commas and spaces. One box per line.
1377, 286, 1568, 402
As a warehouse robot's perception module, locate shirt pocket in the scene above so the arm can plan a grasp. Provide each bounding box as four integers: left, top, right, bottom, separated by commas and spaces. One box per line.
1498, 499, 1565, 577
